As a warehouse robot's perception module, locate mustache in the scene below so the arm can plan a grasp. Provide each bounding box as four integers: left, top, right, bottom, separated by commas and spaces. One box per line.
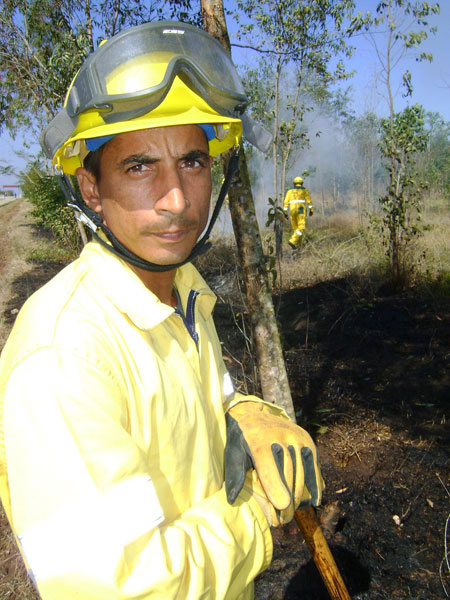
140, 215, 199, 234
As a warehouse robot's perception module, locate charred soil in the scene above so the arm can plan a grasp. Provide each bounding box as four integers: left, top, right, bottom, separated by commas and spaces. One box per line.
212, 269, 450, 600
1, 198, 449, 600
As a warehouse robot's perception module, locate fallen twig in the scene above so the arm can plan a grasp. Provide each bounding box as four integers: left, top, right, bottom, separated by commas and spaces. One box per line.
437, 473, 450, 597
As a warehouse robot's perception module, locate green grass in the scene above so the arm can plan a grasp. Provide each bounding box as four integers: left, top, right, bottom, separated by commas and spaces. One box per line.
26, 244, 76, 263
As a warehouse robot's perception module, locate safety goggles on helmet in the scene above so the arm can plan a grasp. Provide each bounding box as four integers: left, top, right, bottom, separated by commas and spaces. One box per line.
65, 21, 248, 123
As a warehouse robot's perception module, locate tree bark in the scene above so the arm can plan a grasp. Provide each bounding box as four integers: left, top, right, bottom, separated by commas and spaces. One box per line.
227, 146, 294, 417
200, 0, 295, 420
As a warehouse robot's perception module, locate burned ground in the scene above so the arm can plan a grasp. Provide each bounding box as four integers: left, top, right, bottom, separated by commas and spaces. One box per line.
213, 274, 450, 600
0, 198, 449, 599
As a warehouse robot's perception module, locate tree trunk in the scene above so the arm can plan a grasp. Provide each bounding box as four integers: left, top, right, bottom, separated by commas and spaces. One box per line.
227, 146, 294, 416
273, 53, 281, 206
84, 0, 94, 52
200, 0, 295, 420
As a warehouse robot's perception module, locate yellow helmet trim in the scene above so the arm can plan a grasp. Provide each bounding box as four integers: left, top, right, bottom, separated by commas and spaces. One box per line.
55, 75, 242, 174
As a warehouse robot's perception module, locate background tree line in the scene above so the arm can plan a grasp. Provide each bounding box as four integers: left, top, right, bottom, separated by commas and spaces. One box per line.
293, 106, 450, 216
1, 0, 445, 283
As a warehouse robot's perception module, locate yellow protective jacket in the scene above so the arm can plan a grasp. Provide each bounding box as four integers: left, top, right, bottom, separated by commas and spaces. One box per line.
283, 186, 313, 222
0, 241, 273, 599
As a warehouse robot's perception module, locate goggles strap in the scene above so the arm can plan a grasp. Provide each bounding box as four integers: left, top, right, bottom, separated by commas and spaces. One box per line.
59, 174, 103, 232
57, 150, 239, 272
187, 150, 239, 262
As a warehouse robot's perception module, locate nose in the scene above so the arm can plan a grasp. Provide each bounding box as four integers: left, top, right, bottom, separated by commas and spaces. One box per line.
155, 170, 189, 215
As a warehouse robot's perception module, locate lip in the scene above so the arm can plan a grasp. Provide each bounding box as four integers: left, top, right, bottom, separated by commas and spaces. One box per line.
152, 229, 190, 242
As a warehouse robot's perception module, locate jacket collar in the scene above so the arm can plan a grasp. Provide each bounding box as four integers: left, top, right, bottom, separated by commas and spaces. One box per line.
81, 240, 216, 331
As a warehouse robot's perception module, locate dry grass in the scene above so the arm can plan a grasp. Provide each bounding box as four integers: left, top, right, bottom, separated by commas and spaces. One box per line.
261, 212, 386, 296
195, 206, 450, 301
193, 234, 239, 279
0, 508, 39, 600
324, 412, 393, 467
261, 208, 450, 297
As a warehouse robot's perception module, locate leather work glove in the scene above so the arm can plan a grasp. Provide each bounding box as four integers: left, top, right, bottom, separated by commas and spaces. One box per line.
309, 207, 314, 216
225, 402, 324, 514
243, 470, 294, 527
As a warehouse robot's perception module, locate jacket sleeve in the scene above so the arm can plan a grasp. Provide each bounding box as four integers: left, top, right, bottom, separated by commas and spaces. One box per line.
224, 391, 290, 420
283, 190, 291, 211
2, 348, 272, 600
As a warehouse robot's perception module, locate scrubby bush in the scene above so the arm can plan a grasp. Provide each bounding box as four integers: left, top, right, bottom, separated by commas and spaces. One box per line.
20, 165, 82, 255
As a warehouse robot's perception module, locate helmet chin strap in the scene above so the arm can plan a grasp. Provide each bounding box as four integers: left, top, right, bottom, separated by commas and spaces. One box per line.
59, 151, 239, 272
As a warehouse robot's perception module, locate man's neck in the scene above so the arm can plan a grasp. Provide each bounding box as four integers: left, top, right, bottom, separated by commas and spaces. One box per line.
129, 263, 178, 307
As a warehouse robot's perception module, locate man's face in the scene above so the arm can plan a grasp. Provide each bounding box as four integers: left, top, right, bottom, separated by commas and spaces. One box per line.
78, 124, 213, 266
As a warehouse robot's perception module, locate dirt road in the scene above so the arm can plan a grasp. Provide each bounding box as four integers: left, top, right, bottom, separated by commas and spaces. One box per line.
0, 198, 69, 350
0, 198, 36, 345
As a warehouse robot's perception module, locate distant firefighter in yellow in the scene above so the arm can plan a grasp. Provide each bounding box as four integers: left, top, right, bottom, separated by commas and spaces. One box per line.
284, 176, 314, 248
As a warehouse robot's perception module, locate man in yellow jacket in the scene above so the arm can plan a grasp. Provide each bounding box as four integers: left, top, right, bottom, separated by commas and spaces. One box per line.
0, 21, 323, 600
284, 176, 314, 248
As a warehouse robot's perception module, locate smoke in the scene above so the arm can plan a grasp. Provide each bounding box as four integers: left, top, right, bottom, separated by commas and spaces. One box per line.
211, 101, 386, 239
244, 101, 386, 229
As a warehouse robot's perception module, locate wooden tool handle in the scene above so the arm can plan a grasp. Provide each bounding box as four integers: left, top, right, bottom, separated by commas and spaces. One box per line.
294, 507, 352, 600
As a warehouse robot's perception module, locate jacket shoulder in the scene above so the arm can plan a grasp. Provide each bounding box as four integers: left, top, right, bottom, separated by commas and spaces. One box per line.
0, 257, 96, 370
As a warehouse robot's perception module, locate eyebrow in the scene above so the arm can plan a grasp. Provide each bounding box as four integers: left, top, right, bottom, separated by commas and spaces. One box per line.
119, 154, 157, 169
181, 150, 210, 163
118, 149, 210, 170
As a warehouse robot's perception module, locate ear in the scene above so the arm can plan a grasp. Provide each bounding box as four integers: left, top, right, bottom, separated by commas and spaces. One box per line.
76, 168, 102, 214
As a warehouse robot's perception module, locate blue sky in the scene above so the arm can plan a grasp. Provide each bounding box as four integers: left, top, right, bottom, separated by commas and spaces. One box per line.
1, 0, 448, 190
342, 0, 449, 120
